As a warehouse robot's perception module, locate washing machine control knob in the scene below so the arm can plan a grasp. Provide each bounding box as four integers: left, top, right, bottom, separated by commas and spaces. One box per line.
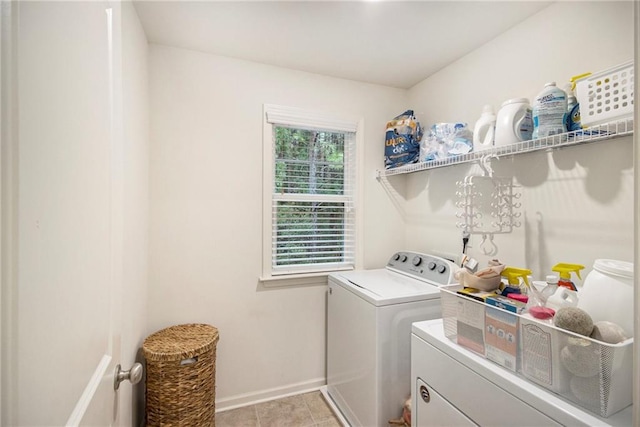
394, 253, 400, 261
401, 255, 408, 262
412, 256, 422, 266
427, 261, 436, 270
437, 264, 447, 274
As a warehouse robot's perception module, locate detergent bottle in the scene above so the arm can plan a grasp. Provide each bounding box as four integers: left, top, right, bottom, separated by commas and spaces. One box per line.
551, 263, 585, 291
500, 266, 532, 295
473, 104, 496, 151
532, 82, 567, 139
564, 73, 591, 132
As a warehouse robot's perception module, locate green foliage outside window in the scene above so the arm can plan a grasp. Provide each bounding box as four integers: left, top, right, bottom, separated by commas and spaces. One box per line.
274, 126, 348, 266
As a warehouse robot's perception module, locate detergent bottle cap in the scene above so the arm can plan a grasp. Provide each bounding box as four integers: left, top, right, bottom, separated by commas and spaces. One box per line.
481, 104, 495, 116
552, 263, 585, 280
501, 267, 532, 286
545, 82, 557, 88
545, 274, 558, 284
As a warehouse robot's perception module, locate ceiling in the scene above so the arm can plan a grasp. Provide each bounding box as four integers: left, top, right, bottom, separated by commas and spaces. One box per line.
133, 1, 553, 89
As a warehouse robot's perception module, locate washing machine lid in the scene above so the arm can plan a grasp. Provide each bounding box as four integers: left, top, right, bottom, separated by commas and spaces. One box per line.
331, 269, 441, 306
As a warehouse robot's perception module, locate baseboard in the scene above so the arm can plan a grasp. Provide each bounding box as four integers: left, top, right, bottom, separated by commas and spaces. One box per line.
215, 377, 326, 412
320, 386, 349, 427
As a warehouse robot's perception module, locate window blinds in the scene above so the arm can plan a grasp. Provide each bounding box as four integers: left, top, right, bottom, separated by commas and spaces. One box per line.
270, 119, 356, 275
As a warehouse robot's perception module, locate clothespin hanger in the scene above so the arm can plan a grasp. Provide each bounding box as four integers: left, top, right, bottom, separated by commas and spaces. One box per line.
480, 233, 498, 256
479, 153, 499, 177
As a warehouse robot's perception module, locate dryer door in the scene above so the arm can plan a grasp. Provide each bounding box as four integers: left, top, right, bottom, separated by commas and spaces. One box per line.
414, 378, 476, 427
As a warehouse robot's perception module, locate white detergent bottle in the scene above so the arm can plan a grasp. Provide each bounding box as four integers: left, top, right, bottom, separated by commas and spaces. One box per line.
532, 82, 568, 139
473, 105, 496, 151
546, 287, 578, 312
494, 98, 533, 146
577, 259, 634, 338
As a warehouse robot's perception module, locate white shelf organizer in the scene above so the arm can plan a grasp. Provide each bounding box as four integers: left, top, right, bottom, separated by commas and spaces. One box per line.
376, 118, 634, 178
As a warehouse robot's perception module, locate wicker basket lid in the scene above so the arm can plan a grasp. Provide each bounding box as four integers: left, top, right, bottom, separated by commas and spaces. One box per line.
143, 323, 219, 362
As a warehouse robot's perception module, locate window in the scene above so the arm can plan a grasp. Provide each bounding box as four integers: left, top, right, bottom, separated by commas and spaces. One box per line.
262, 105, 359, 281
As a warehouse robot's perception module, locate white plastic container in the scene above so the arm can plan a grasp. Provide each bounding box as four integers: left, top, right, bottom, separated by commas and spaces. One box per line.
575, 60, 634, 127
577, 259, 634, 337
532, 82, 568, 139
473, 104, 496, 152
494, 98, 533, 146
546, 287, 578, 312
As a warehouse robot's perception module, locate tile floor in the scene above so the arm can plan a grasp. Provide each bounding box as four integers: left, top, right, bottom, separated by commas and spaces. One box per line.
215, 391, 342, 427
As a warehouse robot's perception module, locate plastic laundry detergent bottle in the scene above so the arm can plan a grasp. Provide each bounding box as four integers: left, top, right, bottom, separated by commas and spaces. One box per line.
473, 105, 496, 151
545, 287, 578, 312
551, 263, 585, 291
532, 82, 568, 139
564, 72, 591, 132
494, 98, 533, 146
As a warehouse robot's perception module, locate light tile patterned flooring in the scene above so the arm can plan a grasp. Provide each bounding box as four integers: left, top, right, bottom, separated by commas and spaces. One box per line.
215, 391, 342, 427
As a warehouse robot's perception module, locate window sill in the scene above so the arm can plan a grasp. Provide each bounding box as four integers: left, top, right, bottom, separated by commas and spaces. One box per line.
259, 269, 352, 288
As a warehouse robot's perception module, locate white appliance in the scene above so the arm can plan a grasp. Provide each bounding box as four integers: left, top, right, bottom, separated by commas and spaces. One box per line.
325, 251, 457, 427
411, 319, 633, 426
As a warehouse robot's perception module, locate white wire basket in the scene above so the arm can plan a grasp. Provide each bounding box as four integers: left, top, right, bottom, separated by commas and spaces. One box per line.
440, 285, 633, 418
575, 60, 634, 127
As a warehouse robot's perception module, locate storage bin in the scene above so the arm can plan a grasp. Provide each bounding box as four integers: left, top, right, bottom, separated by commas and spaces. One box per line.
575, 61, 634, 127
143, 323, 220, 426
440, 285, 632, 417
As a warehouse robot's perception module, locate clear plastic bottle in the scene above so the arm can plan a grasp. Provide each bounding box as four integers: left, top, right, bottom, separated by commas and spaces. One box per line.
532, 82, 568, 139
540, 275, 559, 302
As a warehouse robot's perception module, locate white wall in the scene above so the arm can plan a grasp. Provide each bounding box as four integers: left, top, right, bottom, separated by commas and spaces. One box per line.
147, 45, 407, 409
0, 2, 149, 424
121, 2, 149, 425
405, 1, 635, 277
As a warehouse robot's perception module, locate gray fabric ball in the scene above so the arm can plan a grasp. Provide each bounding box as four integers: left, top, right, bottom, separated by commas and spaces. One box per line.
553, 307, 594, 336
590, 321, 628, 344
560, 343, 600, 377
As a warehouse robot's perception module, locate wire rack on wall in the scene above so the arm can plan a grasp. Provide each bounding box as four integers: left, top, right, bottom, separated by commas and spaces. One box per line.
377, 118, 634, 178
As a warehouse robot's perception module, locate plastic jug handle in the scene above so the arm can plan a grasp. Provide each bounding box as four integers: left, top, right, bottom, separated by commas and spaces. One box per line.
513, 111, 525, 140
474, 122, 491, 146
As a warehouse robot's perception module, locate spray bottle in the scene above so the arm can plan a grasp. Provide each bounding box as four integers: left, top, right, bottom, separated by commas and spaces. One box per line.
500, 267, 532, 295
551, 263, 585, 291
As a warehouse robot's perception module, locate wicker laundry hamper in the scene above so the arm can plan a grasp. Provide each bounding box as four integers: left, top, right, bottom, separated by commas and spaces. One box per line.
143, 323, 219, 426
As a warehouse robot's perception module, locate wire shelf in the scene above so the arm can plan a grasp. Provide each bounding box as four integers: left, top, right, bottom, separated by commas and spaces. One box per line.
377, 118, 634, 178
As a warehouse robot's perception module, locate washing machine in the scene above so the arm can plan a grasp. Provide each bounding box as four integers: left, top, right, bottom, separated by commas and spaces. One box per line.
323, 251, 458, 427
411, 319, 633, 427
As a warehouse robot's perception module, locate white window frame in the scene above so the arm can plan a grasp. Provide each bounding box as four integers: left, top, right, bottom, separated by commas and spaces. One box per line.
261, 104, 362, 286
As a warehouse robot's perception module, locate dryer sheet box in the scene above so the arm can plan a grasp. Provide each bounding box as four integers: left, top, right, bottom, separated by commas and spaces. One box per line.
484, 306, 519, 372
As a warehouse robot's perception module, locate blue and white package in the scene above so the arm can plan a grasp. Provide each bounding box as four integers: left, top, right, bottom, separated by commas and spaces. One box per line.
384, 110, 423, 169
420, 122, 473, 162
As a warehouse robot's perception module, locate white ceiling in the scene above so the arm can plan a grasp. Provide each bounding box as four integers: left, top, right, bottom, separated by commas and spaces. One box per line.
133, 1, 553, 89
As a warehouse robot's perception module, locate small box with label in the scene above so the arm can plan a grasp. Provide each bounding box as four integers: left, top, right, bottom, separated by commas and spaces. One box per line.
485, 306, 519, 371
